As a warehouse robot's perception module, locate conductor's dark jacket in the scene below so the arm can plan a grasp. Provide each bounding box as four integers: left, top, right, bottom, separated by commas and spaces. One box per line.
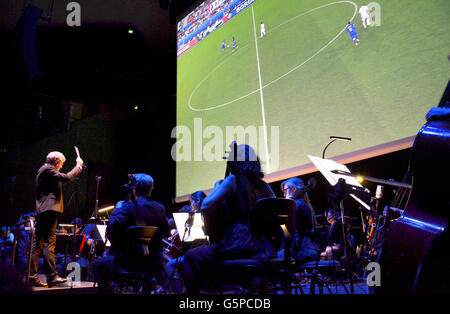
35, 163, 81, 215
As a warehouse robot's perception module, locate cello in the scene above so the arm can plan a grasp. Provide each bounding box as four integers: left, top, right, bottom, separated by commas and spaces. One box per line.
376, 117, 450, 293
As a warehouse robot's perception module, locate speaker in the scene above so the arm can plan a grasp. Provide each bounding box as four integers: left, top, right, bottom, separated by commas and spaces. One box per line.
16, 4, 43, 81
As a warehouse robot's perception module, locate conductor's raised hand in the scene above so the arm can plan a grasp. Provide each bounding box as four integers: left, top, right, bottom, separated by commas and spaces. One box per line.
76, 157, 84, 169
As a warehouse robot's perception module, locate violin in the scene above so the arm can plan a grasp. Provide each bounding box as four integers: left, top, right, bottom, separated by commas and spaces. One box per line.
162, 230, 182, 263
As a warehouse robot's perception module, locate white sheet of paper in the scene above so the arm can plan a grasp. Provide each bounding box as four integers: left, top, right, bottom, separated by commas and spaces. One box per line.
96, 224, 111, 247
172, 213, 207, 242
308, 155, 370, 210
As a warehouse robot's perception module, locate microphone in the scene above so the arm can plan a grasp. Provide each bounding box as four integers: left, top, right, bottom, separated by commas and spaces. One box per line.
185, 211, 195, 237
185, 212, 195, 227
330, 136, 352, 142
375, 185, 384, 200
374, 185, 384, 214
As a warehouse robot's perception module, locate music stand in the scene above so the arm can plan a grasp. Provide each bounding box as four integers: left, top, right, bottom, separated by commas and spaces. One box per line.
308, 155, 371, 294
169, 213, 207, 292
172, 213, 207, 243
95, 224, 111, 248
308, 155, 370, 211
67, 234, 85, 254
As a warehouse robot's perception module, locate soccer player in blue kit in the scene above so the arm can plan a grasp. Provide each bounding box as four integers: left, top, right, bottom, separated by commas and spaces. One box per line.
346, 21, 360, 46
221, 40, 228, 52
232, 36, 238, 51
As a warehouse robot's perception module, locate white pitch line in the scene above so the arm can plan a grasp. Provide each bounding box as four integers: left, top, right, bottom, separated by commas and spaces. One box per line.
188, 1, 357, 112
251, 5, 270, 174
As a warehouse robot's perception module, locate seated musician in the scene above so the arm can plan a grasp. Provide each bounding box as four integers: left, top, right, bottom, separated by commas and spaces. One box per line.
168, 191, 206, 230
180, 191, 207, 213
0, 226, 14, 262
15, 212, 43, 270
164, 190, 207, 288
92, 173, 170, 291
319, 208, 345, 260
181, 144, 277, 293
280, 177, 318, 264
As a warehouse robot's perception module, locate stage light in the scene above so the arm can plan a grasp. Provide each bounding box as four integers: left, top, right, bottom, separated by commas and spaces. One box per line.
128, 28, 134, 34
356, 176, 364, 183
134, 105, 139, 111
98, 205, 115, 214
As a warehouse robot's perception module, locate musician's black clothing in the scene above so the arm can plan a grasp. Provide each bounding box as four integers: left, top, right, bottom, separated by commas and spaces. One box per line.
30, 163, 81, 283
292, 199, 318, 263
16, 225, 32, 267
35, 163, 81, 215
106, 197, 170, 260
30, 211, 59, 282
183, 174, 276, 293
93, 197, 170, 288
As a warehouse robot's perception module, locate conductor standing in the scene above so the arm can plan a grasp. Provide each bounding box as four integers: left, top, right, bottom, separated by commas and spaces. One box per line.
29, 151, 84, 287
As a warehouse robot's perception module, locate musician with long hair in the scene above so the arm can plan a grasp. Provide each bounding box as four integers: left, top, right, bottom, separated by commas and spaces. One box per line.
179, 191, 207, 213
181, 144, 276, 293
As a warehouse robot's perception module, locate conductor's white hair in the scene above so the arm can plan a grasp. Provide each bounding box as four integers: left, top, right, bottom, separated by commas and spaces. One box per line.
46, 151, 66, 165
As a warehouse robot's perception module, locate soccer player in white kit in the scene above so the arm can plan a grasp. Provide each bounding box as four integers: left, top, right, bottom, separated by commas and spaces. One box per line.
260, 22, 266, 38
359, 4, 371, 29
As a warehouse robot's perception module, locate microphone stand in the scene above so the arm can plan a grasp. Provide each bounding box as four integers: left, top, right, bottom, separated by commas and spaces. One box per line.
93, 176, 102, 221
171, 211, 195, 293
338, 198, 355, 294
9, 176, 16, 227
327, 179, 355, 294
72, 177, 81, 265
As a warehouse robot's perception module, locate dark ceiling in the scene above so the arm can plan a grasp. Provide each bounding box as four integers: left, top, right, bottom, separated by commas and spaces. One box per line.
0, 0, 200, 147
0, 0, 200, 102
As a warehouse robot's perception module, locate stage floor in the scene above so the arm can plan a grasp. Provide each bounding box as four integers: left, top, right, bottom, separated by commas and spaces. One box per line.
31, 274, 369, 294
32, 274, 96, 294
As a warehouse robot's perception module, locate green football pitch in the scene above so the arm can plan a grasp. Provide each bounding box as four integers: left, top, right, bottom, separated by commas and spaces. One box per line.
175, 0, 450, 198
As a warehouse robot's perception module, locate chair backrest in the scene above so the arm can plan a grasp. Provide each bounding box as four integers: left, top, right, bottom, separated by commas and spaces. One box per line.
250, 197, 296, 251
123, 226, 159, 257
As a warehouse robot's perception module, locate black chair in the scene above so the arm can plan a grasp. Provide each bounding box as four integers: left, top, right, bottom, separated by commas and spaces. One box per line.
111, 226, 159, 294
210, 197, 297, 294
294, 218, 350, 294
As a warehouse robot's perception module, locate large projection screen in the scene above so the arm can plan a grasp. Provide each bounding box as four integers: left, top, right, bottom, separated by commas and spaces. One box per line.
175, 0, 450, 201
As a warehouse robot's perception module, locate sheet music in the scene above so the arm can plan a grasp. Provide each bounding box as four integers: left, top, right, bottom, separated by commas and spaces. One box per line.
96, 225, 111, 247
172, 213, 207, 242
308, 155, 370, 210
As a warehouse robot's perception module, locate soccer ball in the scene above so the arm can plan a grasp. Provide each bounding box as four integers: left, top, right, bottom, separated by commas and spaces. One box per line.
227, 45, 230, 48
